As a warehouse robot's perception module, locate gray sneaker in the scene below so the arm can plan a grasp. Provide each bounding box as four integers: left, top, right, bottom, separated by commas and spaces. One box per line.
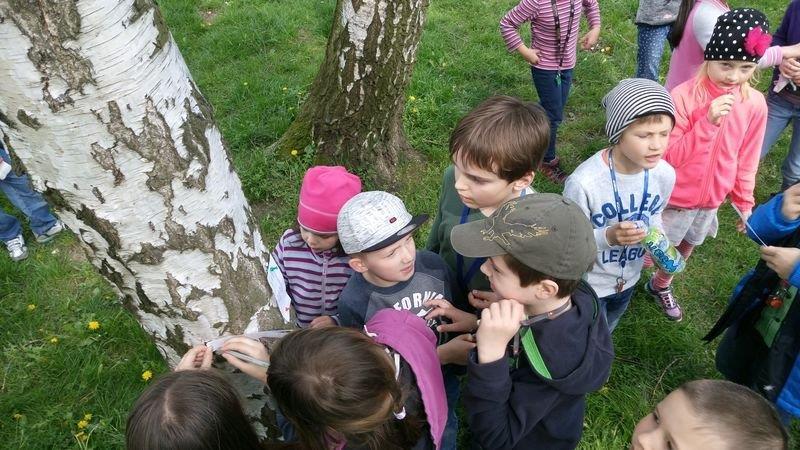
6, 235, 28, 262
36, 220, 64, 243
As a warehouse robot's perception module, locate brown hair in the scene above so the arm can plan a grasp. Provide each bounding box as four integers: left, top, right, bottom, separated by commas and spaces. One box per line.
679, 379, 788, 450
502, 254, 585, 297
450, 96, 550, 182
126, 370, 262, 450
267, 327, 424, 450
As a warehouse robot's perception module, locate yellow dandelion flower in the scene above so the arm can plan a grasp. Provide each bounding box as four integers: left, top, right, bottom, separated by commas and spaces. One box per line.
83, 413, 92, 422
50, 337, 58, 344
408, 95, 416, 101
282, 86, 288, 91
290, 149, 298, 156
142, 370, 153, 382
75, 431, 88, 442
27, 304, 36, 311
77, 419, 89, 429
12, 413, 23, 421
87, 321, 100, 331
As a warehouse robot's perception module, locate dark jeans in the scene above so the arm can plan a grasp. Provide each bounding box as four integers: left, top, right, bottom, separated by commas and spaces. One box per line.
531, 67, 573, 162
760, 91, 800, 190
598, 286, 635, 332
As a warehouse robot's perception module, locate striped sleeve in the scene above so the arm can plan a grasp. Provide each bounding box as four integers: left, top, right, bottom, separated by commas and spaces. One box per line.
582, 0, 600, 29
500, 0, 539, 52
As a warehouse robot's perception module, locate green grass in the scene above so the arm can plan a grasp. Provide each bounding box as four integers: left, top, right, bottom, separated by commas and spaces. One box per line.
1, 0, 798, 447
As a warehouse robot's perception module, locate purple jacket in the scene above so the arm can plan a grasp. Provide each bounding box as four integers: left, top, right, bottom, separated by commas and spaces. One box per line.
365, 309, 447, 450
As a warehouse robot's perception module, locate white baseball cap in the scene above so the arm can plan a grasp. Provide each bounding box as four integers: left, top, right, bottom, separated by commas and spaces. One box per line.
337, 191, 428, 254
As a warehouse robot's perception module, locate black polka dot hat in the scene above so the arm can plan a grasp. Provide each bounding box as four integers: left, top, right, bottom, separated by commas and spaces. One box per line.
704, 8, 771, 63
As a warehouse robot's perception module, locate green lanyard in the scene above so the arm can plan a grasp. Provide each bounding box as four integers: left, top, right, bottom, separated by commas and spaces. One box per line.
512, 293, 599, 379
520, 328, 553, 379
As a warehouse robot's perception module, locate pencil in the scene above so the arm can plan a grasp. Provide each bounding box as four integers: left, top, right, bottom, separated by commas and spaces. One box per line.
225, 350, 270, 369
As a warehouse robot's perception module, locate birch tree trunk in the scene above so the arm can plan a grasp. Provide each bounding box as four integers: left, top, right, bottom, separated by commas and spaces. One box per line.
0, 0, 285, 436
273, 0, 429, 180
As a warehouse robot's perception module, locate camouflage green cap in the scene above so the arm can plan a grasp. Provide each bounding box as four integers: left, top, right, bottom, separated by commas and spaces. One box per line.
450, 194, 595, 280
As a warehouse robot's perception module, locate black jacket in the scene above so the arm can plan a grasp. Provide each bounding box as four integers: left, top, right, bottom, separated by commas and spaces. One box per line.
463, 284, 614, 449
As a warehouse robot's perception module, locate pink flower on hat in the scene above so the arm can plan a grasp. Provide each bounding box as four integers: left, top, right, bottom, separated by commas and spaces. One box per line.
298, 166, 362, 234
744, 26, 771, 57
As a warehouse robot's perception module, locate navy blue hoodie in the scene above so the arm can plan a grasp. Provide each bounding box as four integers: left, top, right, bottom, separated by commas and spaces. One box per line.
463, 285, 614, 450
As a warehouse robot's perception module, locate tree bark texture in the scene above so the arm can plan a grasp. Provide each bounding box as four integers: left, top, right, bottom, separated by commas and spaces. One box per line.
0, 0, 285, 435
275, 0, 429, 179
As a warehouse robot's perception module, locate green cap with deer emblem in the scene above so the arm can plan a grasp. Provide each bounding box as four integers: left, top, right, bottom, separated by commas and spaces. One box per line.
450, 193, 596, 280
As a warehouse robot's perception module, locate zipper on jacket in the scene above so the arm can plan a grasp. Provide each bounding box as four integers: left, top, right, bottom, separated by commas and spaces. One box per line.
320, 253, 329, 317
699, 118, 725, 206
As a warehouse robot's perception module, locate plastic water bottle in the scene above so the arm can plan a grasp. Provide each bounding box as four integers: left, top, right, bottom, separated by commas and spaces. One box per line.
642, 227, 685, 274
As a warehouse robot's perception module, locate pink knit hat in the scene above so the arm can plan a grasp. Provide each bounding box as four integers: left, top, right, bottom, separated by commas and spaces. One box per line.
297, 166, 362, 234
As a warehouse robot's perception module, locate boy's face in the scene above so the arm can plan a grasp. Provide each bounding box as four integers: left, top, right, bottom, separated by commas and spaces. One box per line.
453, 152, 531, 212
352, 234, 417, 287
631, 389, 723, 450
615, 115, 672, 172
480, 256, 533, 303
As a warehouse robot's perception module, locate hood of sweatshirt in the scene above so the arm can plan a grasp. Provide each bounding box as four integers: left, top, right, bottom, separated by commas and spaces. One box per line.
524, 282, 614, 396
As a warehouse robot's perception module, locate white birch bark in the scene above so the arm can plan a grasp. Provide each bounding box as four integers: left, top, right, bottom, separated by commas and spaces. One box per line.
0, 0, 285, 436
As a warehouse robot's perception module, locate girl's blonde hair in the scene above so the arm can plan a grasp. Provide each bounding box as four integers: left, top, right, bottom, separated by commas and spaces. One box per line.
692, 61, 759, 102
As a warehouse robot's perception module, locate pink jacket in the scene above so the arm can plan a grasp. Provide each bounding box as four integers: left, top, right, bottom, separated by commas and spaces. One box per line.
665, 77, 767, 215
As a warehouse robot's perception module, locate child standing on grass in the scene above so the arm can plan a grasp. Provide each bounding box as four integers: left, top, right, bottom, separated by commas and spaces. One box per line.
499, 0, 601, 184
711, 183, 800, 425
760, 0, 800, 191
0, 141, 63, 262
634, 0, 680, 81
427, 96, 549, 311
631, 379, 787, 449
647, 9, 770, 322
664, 0, 793, 91
450, 194, 612, 449
270, 165, 361, 328
564, 78, 676, 331
336, 191, 472, 450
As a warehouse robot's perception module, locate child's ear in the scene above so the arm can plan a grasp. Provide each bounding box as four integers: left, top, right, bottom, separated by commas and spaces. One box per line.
537, 279, 560, 298
512, 171, 534, 192
348, 255, 369, 274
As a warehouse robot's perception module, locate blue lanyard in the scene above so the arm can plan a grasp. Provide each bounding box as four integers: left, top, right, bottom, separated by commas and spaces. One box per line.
608, 149, 649, 270
456, 190, 528, 290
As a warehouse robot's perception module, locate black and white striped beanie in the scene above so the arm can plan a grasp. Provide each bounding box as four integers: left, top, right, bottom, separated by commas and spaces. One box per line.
602, 78, 675, 144
704, 8, 770, 63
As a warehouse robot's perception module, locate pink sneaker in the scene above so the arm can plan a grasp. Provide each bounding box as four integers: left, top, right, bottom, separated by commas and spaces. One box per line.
645, 279, 683, 322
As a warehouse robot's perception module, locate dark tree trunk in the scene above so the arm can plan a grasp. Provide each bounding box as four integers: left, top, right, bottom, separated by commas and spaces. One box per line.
272, 0, 429, 180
